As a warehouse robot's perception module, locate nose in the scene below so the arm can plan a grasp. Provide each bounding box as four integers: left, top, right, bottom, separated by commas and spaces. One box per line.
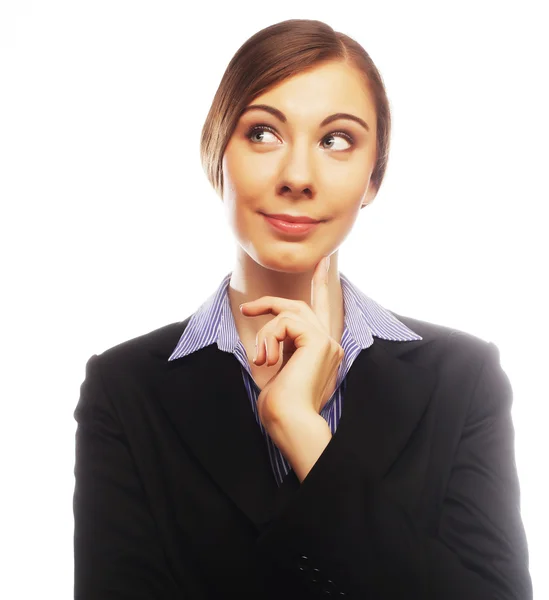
278, 139, 316, 198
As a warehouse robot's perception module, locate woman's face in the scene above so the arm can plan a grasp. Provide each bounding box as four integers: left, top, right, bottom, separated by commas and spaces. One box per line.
222, 60, 378, 272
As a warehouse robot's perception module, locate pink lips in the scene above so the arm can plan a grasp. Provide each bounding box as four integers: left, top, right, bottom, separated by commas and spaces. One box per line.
263, 214, 320, 235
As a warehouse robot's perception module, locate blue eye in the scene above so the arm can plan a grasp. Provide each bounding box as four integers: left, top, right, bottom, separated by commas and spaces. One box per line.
245, 124, 355, 150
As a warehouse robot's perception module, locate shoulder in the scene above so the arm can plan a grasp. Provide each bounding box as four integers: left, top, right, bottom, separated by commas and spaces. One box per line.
383, 310, 498, 383
383, 311, 511, 425
391, 310, 512, 411
88, 316, 193, 380
389, 309, 491, 353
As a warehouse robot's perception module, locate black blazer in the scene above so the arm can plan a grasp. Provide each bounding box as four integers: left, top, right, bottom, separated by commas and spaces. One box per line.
73, 311, 532, 599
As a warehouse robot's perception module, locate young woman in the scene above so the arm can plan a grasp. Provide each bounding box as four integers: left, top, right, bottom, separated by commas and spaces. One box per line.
73, 19, 532, 599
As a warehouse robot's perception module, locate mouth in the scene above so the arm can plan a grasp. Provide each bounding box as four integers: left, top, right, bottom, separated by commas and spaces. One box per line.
261, 213, 322, 236
261, 212, 322, 224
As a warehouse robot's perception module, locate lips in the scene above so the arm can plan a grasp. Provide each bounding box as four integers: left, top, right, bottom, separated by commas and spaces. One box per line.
262, 213, 321, 224
262, 213, 320, 235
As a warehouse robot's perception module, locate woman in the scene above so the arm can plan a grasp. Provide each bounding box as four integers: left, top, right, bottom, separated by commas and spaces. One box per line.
73, 19, 532, 599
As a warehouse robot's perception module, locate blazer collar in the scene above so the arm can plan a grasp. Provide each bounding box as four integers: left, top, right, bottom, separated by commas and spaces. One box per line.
155, 327, 436, 533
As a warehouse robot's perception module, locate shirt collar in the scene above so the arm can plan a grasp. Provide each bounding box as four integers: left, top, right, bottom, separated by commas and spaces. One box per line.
168, 271, 422, 362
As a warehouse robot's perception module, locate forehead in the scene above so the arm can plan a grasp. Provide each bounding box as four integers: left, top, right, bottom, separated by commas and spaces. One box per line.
248, 61, 376, 124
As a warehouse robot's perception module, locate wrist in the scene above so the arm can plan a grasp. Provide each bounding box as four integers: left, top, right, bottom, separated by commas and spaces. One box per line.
266, 411, 332, 482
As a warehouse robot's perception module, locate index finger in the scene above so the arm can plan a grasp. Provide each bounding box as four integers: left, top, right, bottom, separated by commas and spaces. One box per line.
311, 255, 331, 333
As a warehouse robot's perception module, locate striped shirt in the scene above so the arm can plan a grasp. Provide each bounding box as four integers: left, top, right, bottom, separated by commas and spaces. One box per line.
168, 271, 422, 486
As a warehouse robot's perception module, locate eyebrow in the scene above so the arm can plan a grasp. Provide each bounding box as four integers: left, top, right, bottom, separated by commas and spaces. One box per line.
240, 104, 370, 132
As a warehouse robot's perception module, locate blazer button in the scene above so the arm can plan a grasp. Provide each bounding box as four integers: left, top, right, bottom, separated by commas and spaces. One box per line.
323, 579, 336, 594
297, 555, 309, 571
310, 567, 321, 583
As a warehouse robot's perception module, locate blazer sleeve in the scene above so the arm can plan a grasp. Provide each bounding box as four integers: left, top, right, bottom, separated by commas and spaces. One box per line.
73, 354, 182, 599
255, 342, 533, 599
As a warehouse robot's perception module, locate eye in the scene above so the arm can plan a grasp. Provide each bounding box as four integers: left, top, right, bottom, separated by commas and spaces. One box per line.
321, 131, 354, 151
246, 125, 279, 144
245, 124, 355, 151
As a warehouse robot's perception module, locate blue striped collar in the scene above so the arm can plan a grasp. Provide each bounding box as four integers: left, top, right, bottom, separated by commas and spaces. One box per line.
168, 271, 422, 361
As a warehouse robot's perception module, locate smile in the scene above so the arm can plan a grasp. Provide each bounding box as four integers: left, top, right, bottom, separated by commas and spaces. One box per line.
262, 214, 321, 236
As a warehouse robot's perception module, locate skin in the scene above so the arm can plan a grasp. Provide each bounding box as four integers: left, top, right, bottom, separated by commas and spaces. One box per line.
221, 60, 379, 480
240, 256, 342, 481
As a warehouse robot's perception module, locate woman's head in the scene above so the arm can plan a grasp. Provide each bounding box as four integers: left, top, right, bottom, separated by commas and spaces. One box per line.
200, 19, 391, 272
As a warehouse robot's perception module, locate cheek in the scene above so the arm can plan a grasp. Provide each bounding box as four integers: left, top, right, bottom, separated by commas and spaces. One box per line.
223, 144, 273, 198
223, 172, 257, 236
318, 159, 371, 195
322, 177, 369, 219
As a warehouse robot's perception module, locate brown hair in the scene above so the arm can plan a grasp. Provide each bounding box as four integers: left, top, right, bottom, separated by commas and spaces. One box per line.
200, 19, 391, 199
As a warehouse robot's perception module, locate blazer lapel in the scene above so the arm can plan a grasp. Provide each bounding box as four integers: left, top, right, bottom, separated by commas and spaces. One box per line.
336, 339, 437, 485
158, 343, 279, 531
156, 330, 436, 532
268, 340, 438, 520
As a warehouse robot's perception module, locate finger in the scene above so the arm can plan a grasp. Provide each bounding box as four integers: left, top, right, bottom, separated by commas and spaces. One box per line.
311, 255, 331, 334
253, 336, 266, 366
241, 296, 300, 317
272, 315, 310, 351
266, 337, 280, 366
257, 316, 303, 366
257, 326, 286, 367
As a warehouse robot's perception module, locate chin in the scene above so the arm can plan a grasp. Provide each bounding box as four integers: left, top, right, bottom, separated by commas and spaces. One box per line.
255, 251, 323, 274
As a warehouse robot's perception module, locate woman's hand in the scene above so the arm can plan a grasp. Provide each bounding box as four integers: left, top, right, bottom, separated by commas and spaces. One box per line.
239, 256, 344, 429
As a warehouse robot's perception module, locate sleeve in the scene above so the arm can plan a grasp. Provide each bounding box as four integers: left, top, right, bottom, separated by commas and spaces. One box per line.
254, 342, 533, 599
73, 354, 182, 599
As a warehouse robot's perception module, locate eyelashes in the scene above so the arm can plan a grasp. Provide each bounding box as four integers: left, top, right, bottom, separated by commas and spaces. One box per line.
244, 123, 355, 150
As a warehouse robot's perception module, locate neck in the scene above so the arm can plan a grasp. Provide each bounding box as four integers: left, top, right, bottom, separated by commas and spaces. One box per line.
227, 248, 345, 348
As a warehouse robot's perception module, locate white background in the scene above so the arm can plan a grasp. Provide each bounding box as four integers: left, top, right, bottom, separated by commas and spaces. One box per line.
1, 1, 547, 597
